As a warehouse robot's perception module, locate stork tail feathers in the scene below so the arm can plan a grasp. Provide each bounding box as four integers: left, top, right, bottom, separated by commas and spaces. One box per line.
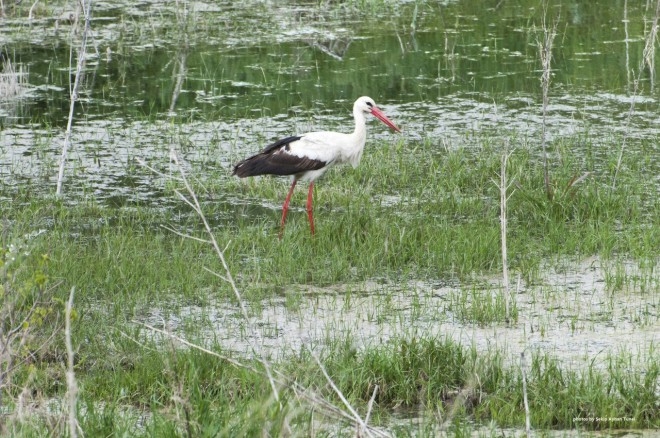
232, 156, 269, 178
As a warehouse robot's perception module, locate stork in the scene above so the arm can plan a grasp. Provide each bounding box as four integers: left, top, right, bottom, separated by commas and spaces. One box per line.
232, 96, 401, 237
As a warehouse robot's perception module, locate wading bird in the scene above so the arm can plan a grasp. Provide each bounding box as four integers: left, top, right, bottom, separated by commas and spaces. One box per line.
232, 96, 401, 237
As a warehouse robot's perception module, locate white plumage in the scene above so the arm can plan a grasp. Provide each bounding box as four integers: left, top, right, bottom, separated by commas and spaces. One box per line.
233, 96, 401, 237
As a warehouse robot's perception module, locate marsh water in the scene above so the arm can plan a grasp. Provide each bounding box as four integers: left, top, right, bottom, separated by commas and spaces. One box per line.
144, 256, 659, 366
3, 0, 660, 202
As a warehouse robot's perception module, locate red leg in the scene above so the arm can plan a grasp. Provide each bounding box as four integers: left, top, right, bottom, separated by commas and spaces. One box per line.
279, 179, 297, 238
306, 181, 315, 235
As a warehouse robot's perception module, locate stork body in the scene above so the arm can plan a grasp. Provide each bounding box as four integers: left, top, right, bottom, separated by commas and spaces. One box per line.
233, 96, 401, 237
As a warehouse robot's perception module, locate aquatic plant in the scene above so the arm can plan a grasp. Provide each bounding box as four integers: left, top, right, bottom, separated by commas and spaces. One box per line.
0, 55, 28, 101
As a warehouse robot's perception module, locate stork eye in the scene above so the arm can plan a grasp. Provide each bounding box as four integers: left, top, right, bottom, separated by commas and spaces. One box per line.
366, 101, 373, 108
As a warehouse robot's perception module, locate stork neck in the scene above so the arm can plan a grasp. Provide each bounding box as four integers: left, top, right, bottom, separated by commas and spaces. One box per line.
352, 107, 367, 145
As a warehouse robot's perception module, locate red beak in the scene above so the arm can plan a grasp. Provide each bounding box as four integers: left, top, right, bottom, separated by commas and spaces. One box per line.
371, 106, 401, 133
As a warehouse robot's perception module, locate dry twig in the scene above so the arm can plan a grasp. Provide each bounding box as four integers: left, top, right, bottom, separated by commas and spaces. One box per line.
521, 352, 532, 437
536, 2, 559, 199
56, 0, 93, 196
65, 287, 79, 438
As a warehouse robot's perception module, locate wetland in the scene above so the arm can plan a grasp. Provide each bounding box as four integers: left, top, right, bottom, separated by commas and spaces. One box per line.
1, 0, 659, 436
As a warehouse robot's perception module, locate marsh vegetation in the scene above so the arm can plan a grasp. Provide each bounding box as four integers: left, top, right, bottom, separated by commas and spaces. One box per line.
1, 0, 659, 436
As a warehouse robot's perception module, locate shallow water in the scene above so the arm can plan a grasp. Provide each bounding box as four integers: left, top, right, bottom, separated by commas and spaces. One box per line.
142, 256, 659, 371
133, 254, 660, 433
2, 1, 660, 202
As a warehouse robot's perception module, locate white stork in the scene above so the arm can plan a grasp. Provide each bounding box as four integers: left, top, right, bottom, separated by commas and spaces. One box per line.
233, 96, 401, 237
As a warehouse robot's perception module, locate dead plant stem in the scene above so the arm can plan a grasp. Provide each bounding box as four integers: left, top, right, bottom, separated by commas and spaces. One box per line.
311, 352, 374, 438
65, 287, 79, 438
56, 0, 93, 197
169, 150, 280, 403
538, 3, 558, 199
499, 149, 514, 321
521, 352, 531, 437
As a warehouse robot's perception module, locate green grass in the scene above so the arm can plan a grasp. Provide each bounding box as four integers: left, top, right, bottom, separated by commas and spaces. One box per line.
1, 133, 659, 435
4, 334, 657, 435
449, 284, 518, 325
8, 135, 658, 300
219, 136, 660, 284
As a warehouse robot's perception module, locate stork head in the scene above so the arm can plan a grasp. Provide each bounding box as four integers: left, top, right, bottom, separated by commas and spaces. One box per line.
354, 96, 401, 133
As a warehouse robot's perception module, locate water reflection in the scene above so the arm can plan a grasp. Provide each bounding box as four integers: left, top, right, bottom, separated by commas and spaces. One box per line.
1, 0, 660, 201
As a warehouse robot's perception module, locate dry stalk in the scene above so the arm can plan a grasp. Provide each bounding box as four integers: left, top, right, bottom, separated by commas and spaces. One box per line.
364, 384, 378, 428
137, 322, 261, 374
65, 287, 79, 438
537, 3, 559, 199
625, 0, 632, 85
643, 0, 660, 87
56, 0, 93, 197
0, 56, 28, 99
28, 0, 39, 19
168, 0, 189, 115
310, 352, 375, 438
520, 352, 531, 437
138, 323, 390, 437
169, 51, 188, 115
167, 150, 280, 402
499, 149, 515, 321
491, 143, 515, 322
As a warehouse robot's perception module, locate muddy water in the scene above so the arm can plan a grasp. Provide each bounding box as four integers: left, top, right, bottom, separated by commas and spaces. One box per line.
2, 1, 660, 201
143, 256, 659, 371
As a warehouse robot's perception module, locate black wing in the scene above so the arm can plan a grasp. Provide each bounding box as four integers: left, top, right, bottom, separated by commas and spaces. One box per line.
232, 135, 327, 177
